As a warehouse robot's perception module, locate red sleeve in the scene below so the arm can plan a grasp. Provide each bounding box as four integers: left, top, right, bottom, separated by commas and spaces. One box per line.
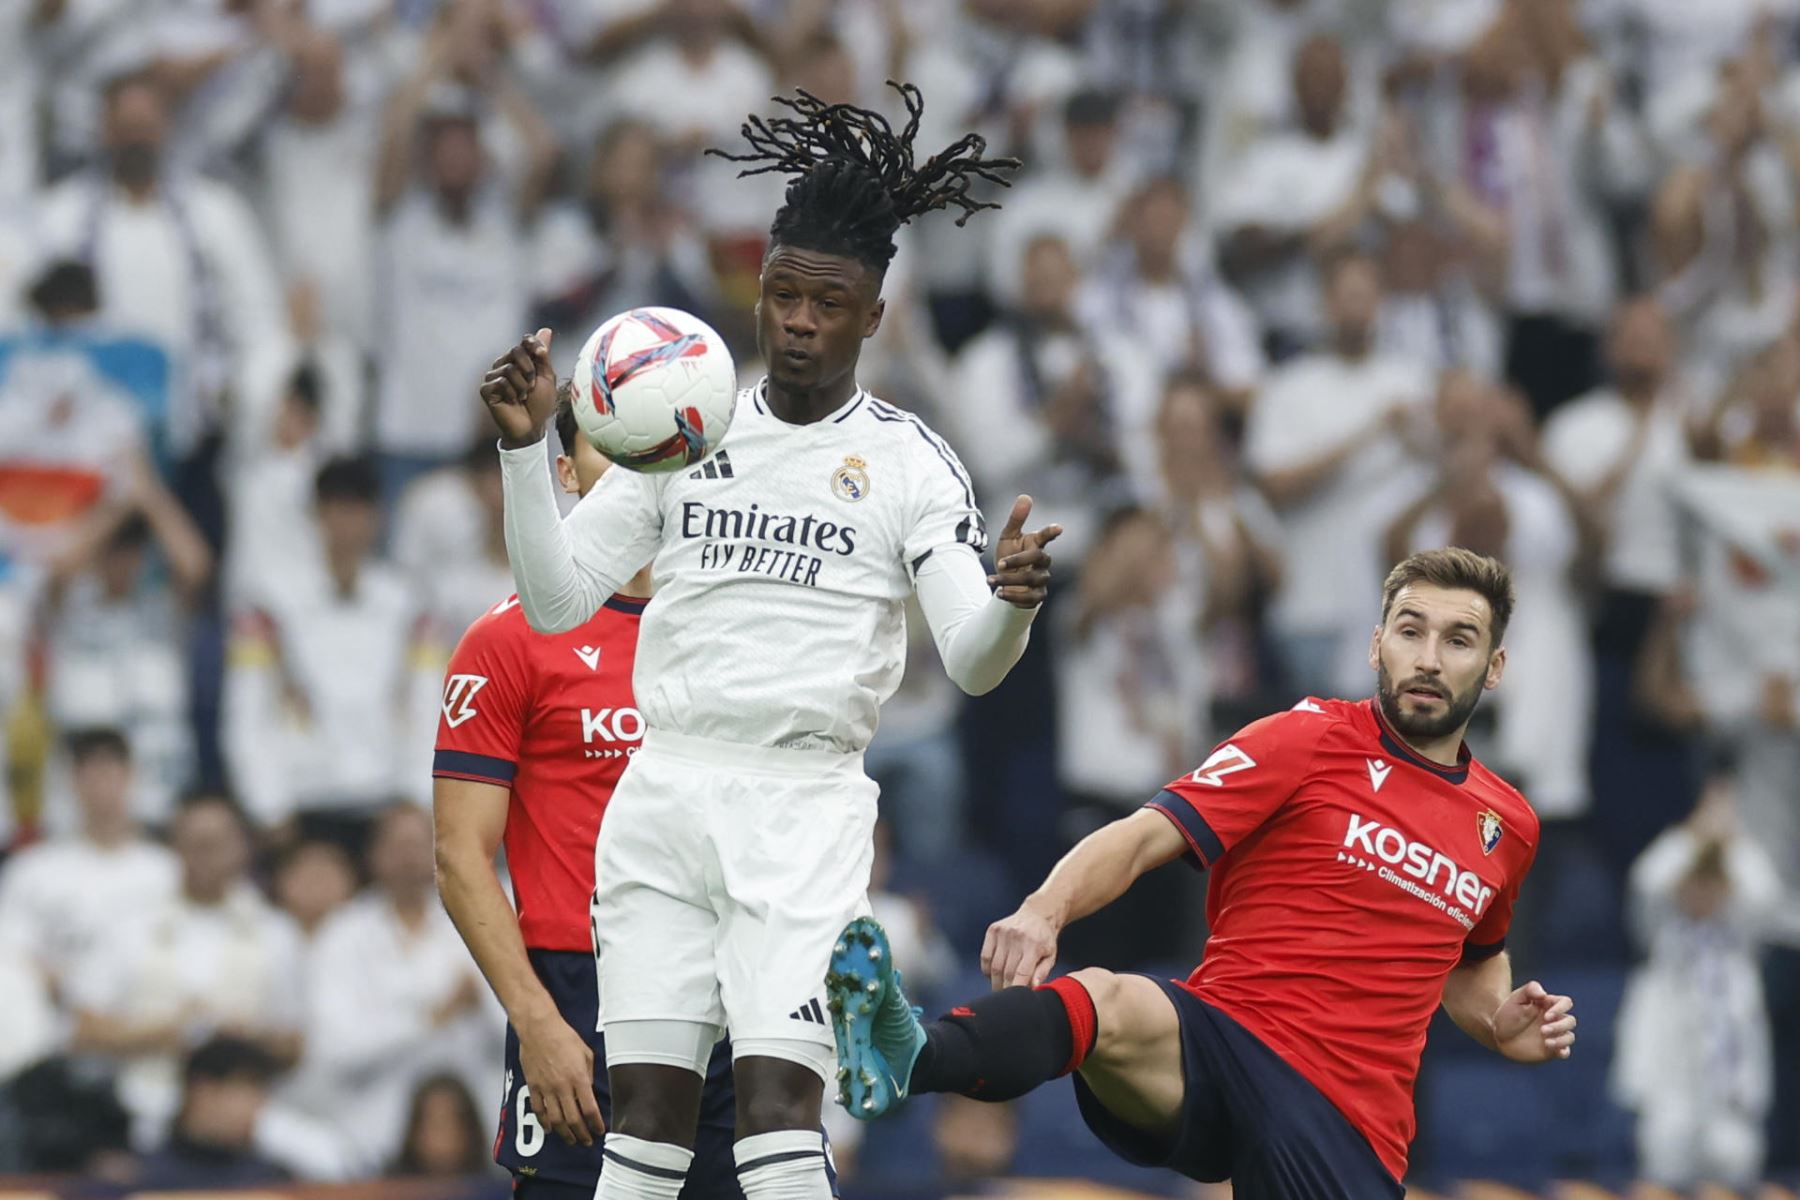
1143, 705, 1334, 868
1464, 835, 1537, 960
433, 606, 532, 787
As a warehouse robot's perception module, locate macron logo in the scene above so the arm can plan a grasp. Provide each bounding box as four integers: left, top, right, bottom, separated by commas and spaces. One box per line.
575, 645, 601, 671
1367, 758, 1391, 793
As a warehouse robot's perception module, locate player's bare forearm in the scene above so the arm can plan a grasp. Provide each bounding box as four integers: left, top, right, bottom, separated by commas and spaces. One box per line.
1031, 810, 1187, 928
431, 779, 559, 1028
985, 810, 1187, 987
1441, 951, 1511, 1051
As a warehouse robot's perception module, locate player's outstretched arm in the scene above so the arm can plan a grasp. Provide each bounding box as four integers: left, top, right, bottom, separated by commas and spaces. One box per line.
1441, 951, 1577, 1063
983, 809, 1187, 989
486, 330, 661, 633
915, 496, 1062, 695
433, 777, 605, 1146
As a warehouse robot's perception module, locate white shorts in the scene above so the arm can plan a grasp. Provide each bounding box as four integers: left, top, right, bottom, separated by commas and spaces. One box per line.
592, 729, 877, 1075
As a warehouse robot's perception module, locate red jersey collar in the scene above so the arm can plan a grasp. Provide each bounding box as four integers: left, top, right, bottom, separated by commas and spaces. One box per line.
1367, 698, 1471, 785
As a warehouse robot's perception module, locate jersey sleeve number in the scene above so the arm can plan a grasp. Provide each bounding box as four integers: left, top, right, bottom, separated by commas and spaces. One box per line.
516, 1084, 545, 1157
1189, 743, 1257, 788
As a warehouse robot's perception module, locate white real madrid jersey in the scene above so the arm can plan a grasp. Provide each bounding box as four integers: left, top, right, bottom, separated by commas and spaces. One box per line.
504, 385, 995, 753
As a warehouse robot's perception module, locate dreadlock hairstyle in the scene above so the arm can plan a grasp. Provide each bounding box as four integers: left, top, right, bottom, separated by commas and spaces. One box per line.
707, 81, 1021, 275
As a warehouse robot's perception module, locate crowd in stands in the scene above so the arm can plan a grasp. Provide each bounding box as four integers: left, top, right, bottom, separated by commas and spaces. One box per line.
3, 0, 1800, 1193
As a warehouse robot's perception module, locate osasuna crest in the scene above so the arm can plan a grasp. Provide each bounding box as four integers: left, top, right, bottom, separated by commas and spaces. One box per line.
1476, 809, 1504, 856
442, 674, 488, 728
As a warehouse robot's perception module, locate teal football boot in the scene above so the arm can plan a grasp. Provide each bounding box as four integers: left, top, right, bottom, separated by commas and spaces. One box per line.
824, 916, 928, 1119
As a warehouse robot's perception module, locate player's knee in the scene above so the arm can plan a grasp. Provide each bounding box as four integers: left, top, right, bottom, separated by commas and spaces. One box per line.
1067, 968, 1131, 1059
610, 1065, 703, 1148
733, 1062, 823, 1137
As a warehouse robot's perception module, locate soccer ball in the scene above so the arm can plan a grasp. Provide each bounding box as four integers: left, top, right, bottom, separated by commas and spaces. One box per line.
569, 307, 737, 473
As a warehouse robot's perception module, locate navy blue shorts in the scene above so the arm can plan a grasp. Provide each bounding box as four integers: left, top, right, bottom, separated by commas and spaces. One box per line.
1071, 978, 1404, 1200
499, 950, 741, 1200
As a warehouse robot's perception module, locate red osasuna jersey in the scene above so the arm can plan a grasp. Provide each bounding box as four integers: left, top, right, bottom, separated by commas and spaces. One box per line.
433, 593, 648, 952
1145, 696, 1539, 1183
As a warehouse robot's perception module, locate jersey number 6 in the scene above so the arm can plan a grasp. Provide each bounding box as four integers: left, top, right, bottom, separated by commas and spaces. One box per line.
516, 1084, 545, 1157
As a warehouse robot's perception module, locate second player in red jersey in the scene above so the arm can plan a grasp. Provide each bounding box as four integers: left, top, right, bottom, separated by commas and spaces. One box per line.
826, 548, 1576, 1200
433, 387, 745, 1200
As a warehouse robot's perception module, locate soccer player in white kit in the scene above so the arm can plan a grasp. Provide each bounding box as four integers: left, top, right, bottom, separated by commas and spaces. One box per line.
481, 85, 1058, 1200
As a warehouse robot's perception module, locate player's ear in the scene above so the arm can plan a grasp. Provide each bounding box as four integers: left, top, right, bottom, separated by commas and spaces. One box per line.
864, 297, 885, 339
555, 454, 578, 495
1367, 626, 1382, 671
1484, 645, 1506, 690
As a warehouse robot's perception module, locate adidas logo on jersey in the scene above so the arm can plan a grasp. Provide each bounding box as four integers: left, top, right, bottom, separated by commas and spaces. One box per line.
788, 998, 826, 1025
688, 450, 735, 481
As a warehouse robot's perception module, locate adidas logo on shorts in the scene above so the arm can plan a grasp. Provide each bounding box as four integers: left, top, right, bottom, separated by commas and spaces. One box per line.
788, 998, 826, 1025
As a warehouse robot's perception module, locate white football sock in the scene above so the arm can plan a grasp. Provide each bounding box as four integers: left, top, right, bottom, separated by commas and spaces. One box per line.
594, 1133, 693, 1200
733, 1130, 832, 1200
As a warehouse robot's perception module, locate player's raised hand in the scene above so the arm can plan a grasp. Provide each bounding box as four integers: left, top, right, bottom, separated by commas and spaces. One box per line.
981, 897, 1061, 990
989, 495, 1063, 609
1492, 980, 1576, 1063
481, 328, 560, 449
516, 1010, 606, 1146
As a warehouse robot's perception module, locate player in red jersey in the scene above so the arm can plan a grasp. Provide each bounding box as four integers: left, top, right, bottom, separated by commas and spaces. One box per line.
433, 387, 743, 1200
828, 547, 1576, 1197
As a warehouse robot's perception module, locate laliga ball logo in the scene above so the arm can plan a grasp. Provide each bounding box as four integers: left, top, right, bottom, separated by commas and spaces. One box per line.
571, 307, 738, 473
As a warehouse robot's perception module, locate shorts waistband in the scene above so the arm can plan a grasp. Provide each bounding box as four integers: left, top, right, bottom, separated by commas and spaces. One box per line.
640, 727, 865, 776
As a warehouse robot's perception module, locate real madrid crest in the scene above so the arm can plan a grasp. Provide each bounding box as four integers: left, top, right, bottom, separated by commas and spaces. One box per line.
832, 454, 870, 502
1476, 809, 1503, 856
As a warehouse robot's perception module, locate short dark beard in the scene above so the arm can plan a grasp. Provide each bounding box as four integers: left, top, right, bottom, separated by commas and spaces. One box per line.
1375, 662, 1483, 742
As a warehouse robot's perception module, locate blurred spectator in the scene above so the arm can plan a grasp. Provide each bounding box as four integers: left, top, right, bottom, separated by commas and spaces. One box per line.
1612, 777, 1783, 1191
864, 595, 969, 868
0, 261, 163, 567
951, 233, 1124, 565
393, 441, 516, 637
272, 838, 358, 943
134, 1036, 288, 1191
70, 790, 303, 1148
1244, 250, 1431, 699
531, 119, 718, 354
39, 457, 211, 827
1441, 4, 1648, 419
1541, 296, 1698, 862
35, 69, 289, 543
931, 1094, 1018, 1183
600, 0, 781, 240
1215, 33, 1373, 353
1376, 217, 1505, 378
390, 1072, 494, 1180
1651, 58, 1798, 396
1056, 506, 1208, 808
292, 803, 499, 1171
1386, 372, 1590, 814
224, 455, 440, 840
258, 25, 380, 365
224, 362, 326, 608
0, 728, 177, 1005
1078, 175, 1264, 466
0, 937, 58, 1079
372, 8, 556, 504
985, 89, 1136, 308
0, 1055, 133, 1179
1147, 373, 1284, 715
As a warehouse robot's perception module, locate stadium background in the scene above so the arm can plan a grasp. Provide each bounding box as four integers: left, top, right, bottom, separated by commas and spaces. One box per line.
2, 0, 1800, 1196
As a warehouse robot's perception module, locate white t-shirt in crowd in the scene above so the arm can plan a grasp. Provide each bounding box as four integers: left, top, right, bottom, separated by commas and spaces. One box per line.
1541, 388, 1692, 594
983, 163, 1138, 305
77, 884, 306, 1148
0, 834, 178, 1002
287, 893, 501, 1171
1244, 350, 1432, 638
1210, 127, 1369, 339
260, 112, 379, 348
375, 190, 528, 458
224, 560, 439, 822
